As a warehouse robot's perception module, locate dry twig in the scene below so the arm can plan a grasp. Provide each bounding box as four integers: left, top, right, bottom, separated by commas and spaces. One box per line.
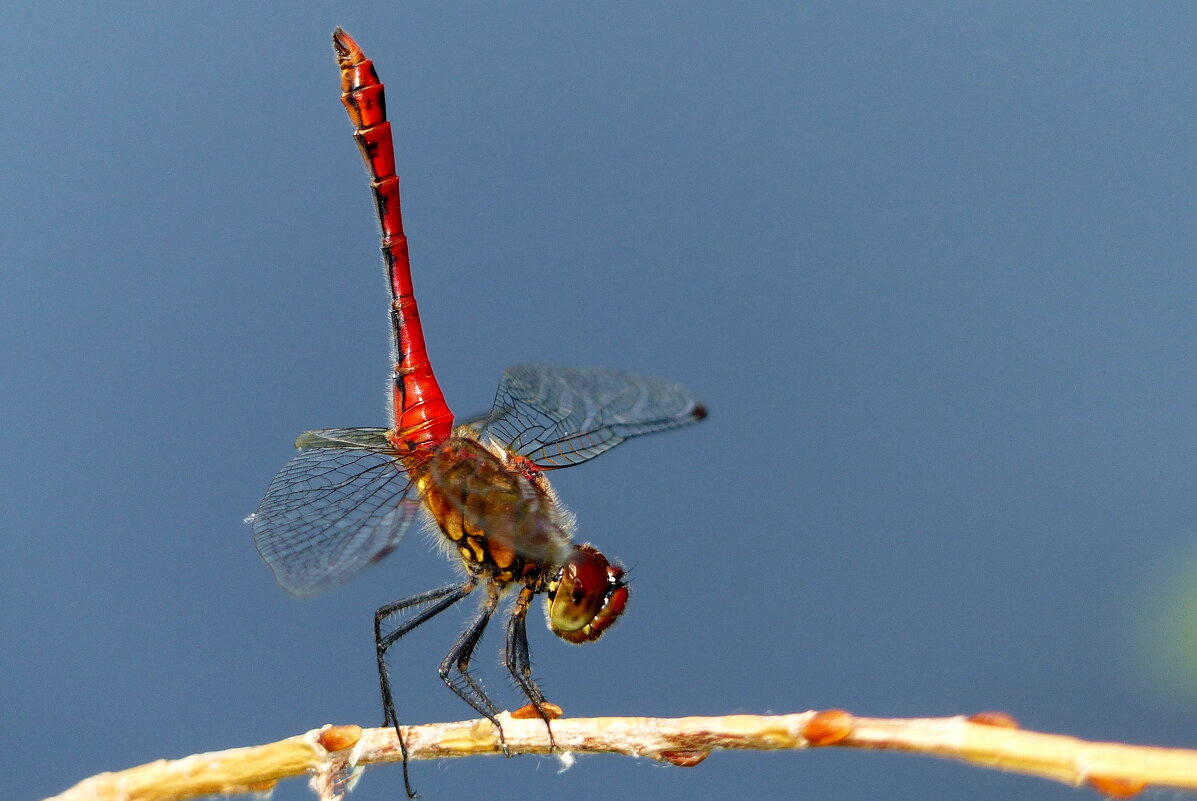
44, 710, 1197, 801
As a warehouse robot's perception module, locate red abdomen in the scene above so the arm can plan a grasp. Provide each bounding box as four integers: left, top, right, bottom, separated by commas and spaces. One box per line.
334, 29, 454, 452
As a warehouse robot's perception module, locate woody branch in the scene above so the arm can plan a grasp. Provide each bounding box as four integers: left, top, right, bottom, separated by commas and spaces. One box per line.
44, 710, 1195, 801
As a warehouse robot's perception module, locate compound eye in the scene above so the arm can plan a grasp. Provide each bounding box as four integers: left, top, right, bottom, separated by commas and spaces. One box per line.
547, 545, 628, 643
548, 547, 610, 633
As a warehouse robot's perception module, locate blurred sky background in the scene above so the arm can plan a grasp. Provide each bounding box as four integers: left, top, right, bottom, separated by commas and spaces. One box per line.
4, 3, 1197, 800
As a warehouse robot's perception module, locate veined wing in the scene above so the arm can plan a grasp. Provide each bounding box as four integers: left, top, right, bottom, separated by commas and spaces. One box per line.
252, 428, 420, 596
480, 365, 706, 469
450, 410, 492, 435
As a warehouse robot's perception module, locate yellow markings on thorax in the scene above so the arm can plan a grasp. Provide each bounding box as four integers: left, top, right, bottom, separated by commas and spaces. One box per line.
415, 434, 564, 581
417, 466, 501, 572
461, 537, 485, 563
488, 540, 516, 569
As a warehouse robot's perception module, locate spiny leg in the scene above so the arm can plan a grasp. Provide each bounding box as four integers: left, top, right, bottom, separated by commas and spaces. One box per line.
376, 582, 473, 725
375, 580, 475, 798
437, 581, 507, 750
506, 586, 558, 749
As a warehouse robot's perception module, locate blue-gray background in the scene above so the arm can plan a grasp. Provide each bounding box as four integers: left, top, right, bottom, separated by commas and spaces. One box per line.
4, 3, 1196, 800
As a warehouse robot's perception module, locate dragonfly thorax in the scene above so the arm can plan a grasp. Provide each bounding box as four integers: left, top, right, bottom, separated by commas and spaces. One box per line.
415, 431, 574, 585
414, 431, 629, 642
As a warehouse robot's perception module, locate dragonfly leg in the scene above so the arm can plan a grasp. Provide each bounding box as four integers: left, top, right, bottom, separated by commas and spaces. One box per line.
438, 581, 507, 752
505, 586, 558, 750
375, 580, 475, 798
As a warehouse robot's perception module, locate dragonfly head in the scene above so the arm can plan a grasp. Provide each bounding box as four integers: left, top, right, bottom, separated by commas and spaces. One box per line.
546, 544, 628, 644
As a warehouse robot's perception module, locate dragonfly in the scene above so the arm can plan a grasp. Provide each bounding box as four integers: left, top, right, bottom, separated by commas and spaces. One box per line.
252, 29, 706, 797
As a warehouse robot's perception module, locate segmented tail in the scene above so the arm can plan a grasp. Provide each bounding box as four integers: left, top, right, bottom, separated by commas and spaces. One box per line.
333, 28, 454, 456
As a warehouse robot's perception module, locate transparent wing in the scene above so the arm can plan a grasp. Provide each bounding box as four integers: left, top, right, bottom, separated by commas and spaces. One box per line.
451, 410, 491, 434
480, 365, 706, 468
251, 428, 420, 597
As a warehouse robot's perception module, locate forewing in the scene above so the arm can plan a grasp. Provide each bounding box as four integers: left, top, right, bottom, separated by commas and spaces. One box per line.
480, 365, 705, 468
450, 410, 491, 435
252, 428, 420, 596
